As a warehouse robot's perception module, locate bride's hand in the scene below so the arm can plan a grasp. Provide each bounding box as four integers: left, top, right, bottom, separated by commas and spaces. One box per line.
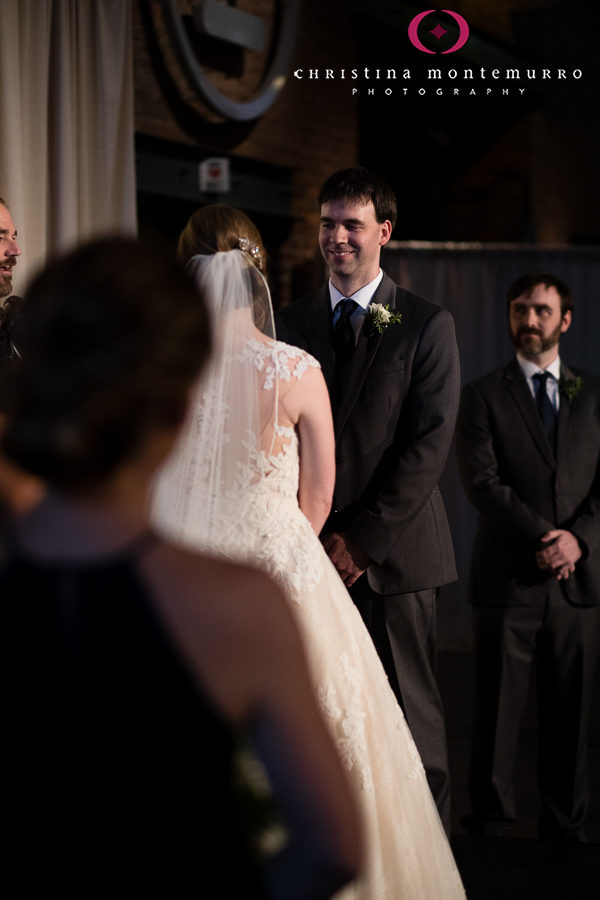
322, 532, 370, 587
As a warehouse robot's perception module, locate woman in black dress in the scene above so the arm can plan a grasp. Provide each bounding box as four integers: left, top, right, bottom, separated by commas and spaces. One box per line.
0, 237, 362, 899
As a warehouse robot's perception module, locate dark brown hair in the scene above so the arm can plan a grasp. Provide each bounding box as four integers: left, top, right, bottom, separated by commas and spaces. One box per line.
1, 236, 211, 491
178, 204, 267, 275
507, 272, 573, 317
318, 167, 398, 229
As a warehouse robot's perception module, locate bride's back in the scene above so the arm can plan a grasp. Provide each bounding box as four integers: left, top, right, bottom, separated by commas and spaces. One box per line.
251, 333, 322, 469
154, 204, 334, 538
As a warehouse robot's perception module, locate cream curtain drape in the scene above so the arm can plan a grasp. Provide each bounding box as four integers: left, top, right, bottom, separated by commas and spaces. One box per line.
0, 0, 136, 296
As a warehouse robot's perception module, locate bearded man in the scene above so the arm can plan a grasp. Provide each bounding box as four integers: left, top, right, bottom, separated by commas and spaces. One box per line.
457, 272, 600, 842
0, 198, 21, 304
0, 197, 22, 386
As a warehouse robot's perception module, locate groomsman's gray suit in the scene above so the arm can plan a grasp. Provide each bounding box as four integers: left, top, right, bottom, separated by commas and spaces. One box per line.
457, 356, 600, 838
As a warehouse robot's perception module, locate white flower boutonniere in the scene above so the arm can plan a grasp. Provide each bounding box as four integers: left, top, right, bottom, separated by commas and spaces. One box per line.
367, 302, 402, 336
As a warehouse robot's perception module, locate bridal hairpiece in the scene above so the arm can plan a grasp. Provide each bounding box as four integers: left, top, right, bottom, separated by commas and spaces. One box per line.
237, 236, 264, 270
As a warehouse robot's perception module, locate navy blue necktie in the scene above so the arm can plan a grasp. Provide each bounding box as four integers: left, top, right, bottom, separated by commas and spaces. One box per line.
532, 371, 557, 448
333, 298, 358, 362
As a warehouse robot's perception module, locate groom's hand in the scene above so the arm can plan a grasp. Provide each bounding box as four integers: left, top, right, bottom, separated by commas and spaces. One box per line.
322, 532, 370, 587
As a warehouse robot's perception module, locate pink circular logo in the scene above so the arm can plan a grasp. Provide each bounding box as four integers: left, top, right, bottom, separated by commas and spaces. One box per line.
408, 9, 470, 54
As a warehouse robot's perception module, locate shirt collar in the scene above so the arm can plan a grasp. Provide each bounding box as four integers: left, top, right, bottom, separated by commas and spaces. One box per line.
517, 353, 561, 382
329, 269, 383, 313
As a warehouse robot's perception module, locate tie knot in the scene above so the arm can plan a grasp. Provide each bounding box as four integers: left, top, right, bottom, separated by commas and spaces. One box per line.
533, 371, 550, 386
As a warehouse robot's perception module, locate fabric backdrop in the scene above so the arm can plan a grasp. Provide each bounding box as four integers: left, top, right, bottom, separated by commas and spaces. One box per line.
0, 0, 136, 296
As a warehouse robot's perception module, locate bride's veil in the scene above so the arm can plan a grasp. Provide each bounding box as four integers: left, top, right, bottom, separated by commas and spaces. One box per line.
150, 248, 277, 553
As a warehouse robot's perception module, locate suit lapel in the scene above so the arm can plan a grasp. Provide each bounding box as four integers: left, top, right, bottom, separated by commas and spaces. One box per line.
334, 274, 397, 436
334, 323, 382, 437
505, 357, 555, 468
556, 362, 576, 467
307, 284, 336, 390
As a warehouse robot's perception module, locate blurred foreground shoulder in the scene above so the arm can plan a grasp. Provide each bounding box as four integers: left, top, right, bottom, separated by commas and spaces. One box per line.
141, 542, 304, 710
142, 541, 363, 899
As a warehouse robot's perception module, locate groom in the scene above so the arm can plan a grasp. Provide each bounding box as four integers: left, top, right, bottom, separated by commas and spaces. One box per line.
276, 167, 460, 833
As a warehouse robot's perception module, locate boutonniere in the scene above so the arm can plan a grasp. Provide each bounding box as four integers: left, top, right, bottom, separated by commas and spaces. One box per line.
367, 303, 402, 336
559, 375, 583, 402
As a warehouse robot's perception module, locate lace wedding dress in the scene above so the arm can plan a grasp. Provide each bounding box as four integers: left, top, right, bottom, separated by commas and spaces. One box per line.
153, 325, 465, 898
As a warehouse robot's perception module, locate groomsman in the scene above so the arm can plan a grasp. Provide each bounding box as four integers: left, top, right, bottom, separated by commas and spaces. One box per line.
276, 167, 460, 833
0, 196, 21, 305
457, 272, 600, 841
0, 197, 39, 514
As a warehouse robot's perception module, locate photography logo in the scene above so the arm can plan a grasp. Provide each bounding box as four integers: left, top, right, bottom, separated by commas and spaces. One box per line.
408, 9, 470, 54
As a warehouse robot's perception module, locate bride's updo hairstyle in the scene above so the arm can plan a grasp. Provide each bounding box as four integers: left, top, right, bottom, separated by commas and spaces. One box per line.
1, 237, 211, 492
177, 203, 267, 275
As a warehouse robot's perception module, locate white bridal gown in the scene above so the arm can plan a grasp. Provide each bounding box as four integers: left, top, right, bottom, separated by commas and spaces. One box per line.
154, 337, 465, 899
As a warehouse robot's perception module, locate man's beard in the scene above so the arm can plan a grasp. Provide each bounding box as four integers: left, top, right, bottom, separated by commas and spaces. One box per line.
510, 322, 562, 358
0, 271, 13, 303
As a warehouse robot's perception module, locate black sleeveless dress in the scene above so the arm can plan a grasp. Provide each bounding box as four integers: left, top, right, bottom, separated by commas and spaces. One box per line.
0, 539, 266, 897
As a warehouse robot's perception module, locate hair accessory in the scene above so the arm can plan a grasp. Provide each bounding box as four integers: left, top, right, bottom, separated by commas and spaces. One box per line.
237, 236, 263, 270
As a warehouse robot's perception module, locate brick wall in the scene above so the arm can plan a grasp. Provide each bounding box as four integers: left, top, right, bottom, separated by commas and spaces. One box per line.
133, 0, 359, 305
133, 0, 599, 296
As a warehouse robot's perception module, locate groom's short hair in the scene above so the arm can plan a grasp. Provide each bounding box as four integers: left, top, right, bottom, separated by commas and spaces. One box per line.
318, 167, 397, 229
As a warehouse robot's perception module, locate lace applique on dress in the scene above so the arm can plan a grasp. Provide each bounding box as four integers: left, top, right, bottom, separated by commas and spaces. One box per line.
215, 340, 325, 599
317, 652, 373, 793
235, 338, 320, 390
154, 334, 465, 899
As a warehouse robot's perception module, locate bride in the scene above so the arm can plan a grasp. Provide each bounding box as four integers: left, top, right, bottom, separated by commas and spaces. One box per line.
151, 205, 465, 899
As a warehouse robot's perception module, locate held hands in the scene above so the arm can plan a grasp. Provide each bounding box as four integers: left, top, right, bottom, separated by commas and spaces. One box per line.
536, 530, 582, 580
322, 532, 371, 587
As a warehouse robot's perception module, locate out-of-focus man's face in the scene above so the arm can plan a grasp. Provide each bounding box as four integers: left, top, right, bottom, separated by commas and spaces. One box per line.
509, 284, 571, 362
0, 204, 21, 303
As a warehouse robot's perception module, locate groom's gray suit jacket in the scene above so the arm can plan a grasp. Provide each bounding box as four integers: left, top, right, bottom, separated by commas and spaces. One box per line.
276, 270, 460, 594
